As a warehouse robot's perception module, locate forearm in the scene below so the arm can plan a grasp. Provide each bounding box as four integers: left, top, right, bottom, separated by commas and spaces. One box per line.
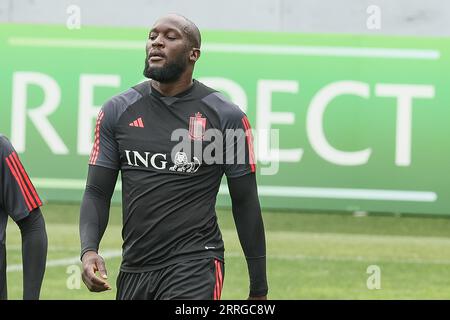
233, 200, 267, 297
79, 166, 118, 259
228, 174, 268, 297
80, 186, 111, 257
17, 208, 48, 300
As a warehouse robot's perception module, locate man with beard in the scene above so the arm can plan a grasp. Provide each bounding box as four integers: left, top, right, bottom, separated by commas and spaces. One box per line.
79, 14, 267, 300
0, 134, 47, 300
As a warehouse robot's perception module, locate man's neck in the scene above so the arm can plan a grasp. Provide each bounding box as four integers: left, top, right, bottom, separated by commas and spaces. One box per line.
150, 77, 193, 97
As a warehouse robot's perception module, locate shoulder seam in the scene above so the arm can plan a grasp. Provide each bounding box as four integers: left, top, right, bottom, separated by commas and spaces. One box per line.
203, 92, 245, 131
202, 92, 224, 132
102, 87, 146, 133
131, 80, 151, 97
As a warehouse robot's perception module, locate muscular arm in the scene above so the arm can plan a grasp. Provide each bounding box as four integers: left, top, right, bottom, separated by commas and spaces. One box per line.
79, 165, 118, 292
227, 173, 268, 298
16, 208, 47, 300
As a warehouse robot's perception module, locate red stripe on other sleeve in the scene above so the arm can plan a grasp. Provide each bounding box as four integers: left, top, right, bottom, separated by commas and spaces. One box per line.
5, 156, 32, 211
8, 153, 37, 210
12, 152, 42, 207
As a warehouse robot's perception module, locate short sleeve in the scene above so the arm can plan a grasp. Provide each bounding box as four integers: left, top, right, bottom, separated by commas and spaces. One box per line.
88, 100, 120, 170
0, 136, 42, 221
222, 110, 256, 179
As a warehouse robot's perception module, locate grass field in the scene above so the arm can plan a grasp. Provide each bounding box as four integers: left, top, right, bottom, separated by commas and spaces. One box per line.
5, 203, 450, 299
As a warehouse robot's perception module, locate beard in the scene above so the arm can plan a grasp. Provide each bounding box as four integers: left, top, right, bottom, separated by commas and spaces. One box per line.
143, 52, 188, 83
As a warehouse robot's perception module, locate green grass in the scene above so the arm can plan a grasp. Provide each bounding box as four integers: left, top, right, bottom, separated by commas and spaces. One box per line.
5, 203, 450, 299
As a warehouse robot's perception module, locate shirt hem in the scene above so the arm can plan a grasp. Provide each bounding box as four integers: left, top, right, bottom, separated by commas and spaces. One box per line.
119, 251, 224, 273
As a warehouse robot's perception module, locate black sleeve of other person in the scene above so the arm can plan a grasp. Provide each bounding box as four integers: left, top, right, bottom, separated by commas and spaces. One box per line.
79, 165, 118, 260
16, 208, 48, 300
227, 173, 268, 297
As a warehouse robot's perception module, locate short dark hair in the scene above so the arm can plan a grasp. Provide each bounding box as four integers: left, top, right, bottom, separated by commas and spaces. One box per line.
178, 15, 201, 49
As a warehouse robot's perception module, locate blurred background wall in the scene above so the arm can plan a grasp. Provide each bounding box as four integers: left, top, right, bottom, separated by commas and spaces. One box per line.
0, 0, 449, 36
3, 1, 450, 301
1, 0, 449, 214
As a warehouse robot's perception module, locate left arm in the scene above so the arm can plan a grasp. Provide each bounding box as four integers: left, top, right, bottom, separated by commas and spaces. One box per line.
227, 173, 268, 299
15, 208, 47, 300
0, 135, 47, 300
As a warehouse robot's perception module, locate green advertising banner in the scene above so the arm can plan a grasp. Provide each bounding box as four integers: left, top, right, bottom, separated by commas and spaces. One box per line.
0, 24, 449, 215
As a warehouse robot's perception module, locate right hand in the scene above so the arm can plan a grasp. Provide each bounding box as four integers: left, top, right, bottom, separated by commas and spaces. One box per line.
81, 251, 111, 292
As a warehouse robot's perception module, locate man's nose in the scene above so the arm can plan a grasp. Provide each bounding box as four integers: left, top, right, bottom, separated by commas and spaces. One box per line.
151, 35, 164, 47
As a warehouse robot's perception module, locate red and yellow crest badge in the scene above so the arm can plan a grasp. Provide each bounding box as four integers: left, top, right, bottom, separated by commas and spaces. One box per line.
189, 112, 206, 140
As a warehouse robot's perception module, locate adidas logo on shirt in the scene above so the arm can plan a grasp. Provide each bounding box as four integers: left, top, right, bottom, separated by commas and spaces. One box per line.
129, 117, 144, 128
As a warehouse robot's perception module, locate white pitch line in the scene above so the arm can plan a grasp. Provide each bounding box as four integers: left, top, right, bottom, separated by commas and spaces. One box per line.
7, 250, 450, 272
6, 250, 122, 272
247, 253, 450, 266
7, 37, 440, 60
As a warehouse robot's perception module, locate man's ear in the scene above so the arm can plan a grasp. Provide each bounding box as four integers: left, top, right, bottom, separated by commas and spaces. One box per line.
190, 48, 201, 62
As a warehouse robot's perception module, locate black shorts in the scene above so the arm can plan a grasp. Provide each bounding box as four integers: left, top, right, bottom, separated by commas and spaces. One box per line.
116, 258, 225, 300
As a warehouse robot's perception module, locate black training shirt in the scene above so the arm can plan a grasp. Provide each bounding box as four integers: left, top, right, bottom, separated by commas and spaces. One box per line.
89, 80, 255, 272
